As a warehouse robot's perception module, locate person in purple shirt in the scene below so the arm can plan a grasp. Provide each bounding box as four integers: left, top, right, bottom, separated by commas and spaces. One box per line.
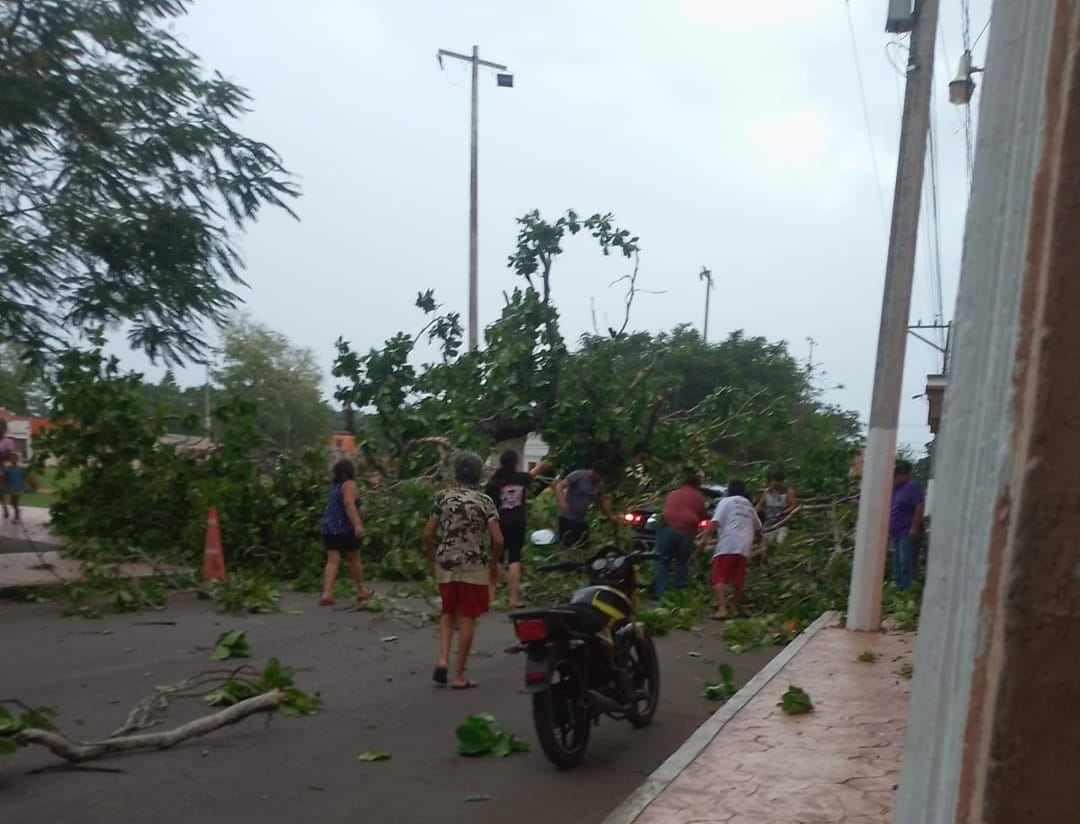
889, 460, 925, 591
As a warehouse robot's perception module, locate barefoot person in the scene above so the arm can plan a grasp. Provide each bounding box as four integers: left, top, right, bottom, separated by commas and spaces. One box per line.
708, 480, 761, 620
319, 458, 372, 606
425, 451, 504, 689
485, 451, 549, 609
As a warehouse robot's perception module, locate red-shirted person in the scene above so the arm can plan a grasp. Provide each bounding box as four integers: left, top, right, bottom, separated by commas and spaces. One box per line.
651, 471, 707, 599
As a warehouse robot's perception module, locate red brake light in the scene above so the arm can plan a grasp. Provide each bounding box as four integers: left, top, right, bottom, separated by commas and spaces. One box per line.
515, 618, 547, 642
526, 670, 546, 683
699, 519, 711, 529
623, 512, 636, 523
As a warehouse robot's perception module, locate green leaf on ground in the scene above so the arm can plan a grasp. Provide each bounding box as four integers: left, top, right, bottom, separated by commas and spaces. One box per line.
703, 662, 738, 702
856, 650, 880, 663
897, 661, 914, 679
465, 793, 493, 802
778, 685, 814, 715
455, 713, 529, 757
357, 750, 391, 762
0, 703, 56, 755
210, 629, 251, 661
203, 658, 320, 716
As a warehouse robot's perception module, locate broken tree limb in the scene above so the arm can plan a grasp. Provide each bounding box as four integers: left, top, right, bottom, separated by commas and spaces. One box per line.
17, 690, 284, 763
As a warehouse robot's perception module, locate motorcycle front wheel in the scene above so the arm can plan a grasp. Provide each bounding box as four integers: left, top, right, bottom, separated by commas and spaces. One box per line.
627, 632, 660, 728
532, 655, 591, 769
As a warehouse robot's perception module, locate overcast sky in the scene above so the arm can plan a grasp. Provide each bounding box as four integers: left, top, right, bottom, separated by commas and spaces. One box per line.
117, 0, 993, 450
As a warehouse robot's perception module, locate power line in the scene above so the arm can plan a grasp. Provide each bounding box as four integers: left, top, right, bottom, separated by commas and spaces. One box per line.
844, 0, 888, 231
962, 104, 975, 187
926, 108, 947, 340
959, 0, 976, 187
972, 17, 992, 48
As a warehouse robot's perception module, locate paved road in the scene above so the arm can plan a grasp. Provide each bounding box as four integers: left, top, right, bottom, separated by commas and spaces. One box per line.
0, 591, 776, 824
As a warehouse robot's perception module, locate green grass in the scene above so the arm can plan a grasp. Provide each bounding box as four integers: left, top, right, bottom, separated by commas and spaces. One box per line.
18, 491, 52, 508
12, 465, 80, 509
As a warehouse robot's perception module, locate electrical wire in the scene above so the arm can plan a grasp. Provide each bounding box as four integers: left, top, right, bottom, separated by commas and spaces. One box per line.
960, 0, 976, 185
843, 0, 888, 232
927, 109, 947, 351
972, 17, 992, 48
961, 0, 973, 51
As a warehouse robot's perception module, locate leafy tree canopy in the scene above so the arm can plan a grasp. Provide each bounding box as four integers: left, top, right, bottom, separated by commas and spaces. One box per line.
215, 316, 337, 450
0, 0, 296, 364
0, 343, 49, 414
336, 291, 859, 493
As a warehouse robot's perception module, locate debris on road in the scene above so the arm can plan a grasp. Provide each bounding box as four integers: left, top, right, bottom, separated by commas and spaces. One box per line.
357, 750, 391, 762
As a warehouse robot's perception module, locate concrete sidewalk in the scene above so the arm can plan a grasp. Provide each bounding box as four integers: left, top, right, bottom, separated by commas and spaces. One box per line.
0, 507, 172, 589
0, 549, 169, 589
605, 614, 914, 824
0, 505, 61, 554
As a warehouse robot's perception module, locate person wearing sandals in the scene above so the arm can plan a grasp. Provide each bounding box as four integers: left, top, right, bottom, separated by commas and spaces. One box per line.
319, 458, 373, 606
424, 451, 504, 690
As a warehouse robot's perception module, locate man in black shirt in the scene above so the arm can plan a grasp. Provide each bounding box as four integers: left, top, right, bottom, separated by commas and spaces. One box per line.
485, 450, 549, 608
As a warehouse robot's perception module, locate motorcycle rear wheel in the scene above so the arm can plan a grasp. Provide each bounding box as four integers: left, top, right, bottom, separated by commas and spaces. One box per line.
627, 632, 660, 728
532, 655, 591, 769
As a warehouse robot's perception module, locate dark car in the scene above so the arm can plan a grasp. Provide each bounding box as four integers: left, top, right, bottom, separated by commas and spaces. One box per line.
623, 483, 727, 549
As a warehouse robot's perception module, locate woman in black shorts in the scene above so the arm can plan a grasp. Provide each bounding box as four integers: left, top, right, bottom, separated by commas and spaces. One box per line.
319, 458, 373, 606
485, 450, 547, 609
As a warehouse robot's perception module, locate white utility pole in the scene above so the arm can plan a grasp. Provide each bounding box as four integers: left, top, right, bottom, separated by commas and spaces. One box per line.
437, 46, 512, 351
847, 0, 939, 631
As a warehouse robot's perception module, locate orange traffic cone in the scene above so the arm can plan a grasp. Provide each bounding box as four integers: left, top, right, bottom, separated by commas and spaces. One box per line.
202, 506, 227, 582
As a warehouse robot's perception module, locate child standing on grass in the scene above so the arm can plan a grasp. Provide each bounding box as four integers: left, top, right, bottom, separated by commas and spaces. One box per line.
4, 453, 27, 523
708, 480, 761, 620
319, 458, 373, 606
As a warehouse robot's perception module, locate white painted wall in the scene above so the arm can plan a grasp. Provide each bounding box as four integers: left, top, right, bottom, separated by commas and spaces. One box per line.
894, 3, 1054, 821
523, 434, 548, 469
6, 419, 31, 458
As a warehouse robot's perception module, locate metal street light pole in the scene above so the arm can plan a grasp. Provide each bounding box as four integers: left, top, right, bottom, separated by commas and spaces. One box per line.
437, 46, 512, 351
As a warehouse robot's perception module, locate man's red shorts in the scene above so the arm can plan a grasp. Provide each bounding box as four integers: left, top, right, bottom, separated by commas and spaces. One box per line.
711, 554, 748, 587
439, 582, 490, 619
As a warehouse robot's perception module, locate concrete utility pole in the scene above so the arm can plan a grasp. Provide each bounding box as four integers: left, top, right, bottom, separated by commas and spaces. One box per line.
847, 0, 939, 631
699, 266, 714, 342
437, 46, 512, 351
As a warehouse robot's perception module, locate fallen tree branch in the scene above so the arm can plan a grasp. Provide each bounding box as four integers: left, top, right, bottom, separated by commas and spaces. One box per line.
109, 667, 257, 738
18, 690, 285, 763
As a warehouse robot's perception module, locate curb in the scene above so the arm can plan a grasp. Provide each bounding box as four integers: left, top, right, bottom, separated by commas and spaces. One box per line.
601, 610, 839, 824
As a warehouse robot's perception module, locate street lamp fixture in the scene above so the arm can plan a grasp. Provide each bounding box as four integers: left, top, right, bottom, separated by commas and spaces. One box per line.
949, 50, 983, 105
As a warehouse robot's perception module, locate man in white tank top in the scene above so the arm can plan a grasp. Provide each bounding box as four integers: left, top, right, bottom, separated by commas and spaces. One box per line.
756, 471, 796, 547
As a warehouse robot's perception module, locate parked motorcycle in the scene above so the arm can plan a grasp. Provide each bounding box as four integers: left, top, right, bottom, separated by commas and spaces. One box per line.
510, 529, 661, 769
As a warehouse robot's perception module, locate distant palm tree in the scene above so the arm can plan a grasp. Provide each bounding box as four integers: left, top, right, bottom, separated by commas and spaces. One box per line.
699, 267, 714, 342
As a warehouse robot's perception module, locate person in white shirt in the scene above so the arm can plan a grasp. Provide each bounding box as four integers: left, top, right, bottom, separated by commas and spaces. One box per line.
707, 480, 761, 620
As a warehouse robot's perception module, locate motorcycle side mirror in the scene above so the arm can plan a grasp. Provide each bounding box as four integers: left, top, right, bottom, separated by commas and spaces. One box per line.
530, 529, 558, 547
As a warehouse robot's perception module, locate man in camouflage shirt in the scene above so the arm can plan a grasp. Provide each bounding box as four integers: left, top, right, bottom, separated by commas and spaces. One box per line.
424, 451, 504, 689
